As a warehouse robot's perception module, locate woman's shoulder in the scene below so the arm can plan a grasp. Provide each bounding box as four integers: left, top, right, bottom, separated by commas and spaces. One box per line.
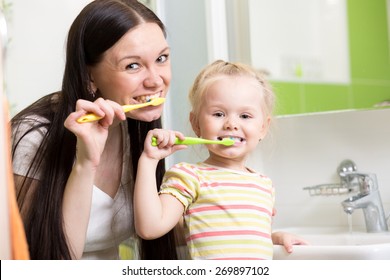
12, 114, 50, 140
12, 114, 50, 178
13, 113, 50, 125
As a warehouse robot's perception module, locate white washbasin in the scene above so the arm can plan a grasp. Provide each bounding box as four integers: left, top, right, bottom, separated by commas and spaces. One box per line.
273, 227, 390, 260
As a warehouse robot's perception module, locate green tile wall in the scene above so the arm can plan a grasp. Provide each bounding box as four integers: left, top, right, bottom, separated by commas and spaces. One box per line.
273, 0, 390, 115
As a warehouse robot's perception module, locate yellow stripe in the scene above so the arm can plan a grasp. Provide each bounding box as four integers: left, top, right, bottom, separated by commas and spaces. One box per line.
189, 239, 273, 248
188, 223, 271, 232
191, 247, 273, 257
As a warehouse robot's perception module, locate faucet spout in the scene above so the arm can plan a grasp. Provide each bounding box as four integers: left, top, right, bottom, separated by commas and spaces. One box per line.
337, 163, 388, 233
342, 188, 388, 232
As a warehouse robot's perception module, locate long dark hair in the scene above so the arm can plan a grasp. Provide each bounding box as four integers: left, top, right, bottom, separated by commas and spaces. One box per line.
11, 0, 177, 260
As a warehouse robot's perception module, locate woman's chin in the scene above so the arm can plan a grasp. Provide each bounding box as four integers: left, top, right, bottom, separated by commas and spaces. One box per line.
126, 109, 162, 122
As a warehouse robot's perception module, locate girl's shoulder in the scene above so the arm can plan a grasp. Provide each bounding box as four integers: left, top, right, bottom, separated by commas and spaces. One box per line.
169, 162, 212, 173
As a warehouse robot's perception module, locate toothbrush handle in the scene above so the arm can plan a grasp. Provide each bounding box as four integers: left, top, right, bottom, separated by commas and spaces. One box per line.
77, 104, 141, 123
151, 136, 210, 146
174, 137, 206, 145
151, 136, 181, 146
77, 113, 103, 123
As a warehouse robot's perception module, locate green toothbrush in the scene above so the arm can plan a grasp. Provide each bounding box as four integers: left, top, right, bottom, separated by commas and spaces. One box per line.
151, 136, 235, 146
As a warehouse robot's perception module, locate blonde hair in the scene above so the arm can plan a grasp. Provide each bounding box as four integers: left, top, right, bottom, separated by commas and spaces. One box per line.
188, 60, 275, 124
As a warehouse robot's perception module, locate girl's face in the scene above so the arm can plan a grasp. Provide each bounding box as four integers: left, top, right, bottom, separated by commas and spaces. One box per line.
89, 22, 171, 122
191, 75, 270, 170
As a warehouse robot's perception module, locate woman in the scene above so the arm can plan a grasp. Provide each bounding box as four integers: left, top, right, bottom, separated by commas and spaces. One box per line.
11, 0, 177, 260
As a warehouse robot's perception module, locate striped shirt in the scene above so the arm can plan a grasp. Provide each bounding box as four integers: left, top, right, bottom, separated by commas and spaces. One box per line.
159, 162, 275, 260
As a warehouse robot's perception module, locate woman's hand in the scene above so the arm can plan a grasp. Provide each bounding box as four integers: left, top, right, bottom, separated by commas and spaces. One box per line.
272, 231, 309, 253
142, 128, 187, 161
64, 98, 126, 167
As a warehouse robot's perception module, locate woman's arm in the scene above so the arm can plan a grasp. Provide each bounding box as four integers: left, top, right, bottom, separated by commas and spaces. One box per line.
62, 159, 97, 259
62, 98, 125, 259
134, 129, 186, 240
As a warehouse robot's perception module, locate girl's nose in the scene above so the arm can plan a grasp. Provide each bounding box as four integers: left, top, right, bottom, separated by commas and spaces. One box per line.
223, 117, 238, 130
144, 67, 163, 88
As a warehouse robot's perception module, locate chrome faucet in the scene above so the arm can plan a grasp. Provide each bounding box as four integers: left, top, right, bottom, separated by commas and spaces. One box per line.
340, 170, 388, 233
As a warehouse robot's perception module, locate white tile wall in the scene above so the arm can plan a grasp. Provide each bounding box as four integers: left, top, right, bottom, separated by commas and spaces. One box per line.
247, 108, 390, 230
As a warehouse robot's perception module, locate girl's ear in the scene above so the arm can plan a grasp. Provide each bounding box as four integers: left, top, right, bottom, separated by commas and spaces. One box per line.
189, 112, 201, 137
259, 115, 271, 139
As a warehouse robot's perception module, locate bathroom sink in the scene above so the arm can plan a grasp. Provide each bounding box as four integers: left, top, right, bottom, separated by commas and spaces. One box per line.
273, 227, 390, 260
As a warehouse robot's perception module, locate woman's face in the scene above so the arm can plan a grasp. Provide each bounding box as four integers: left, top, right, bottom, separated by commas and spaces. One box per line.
89, 22, 171, 122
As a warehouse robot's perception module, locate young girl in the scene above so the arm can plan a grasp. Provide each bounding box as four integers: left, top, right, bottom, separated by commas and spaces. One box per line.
134, 60, 307, 260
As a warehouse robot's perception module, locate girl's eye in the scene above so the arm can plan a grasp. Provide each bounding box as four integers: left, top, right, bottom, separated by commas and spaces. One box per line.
126, 63, 140, 70
157, 54, 169, 64
213, 112, 225, 117
241, 113, 251, 119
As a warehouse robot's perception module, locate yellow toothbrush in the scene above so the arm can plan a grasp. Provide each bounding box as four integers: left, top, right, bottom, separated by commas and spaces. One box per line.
77, 97, 165, 123
151, 136, 235, 146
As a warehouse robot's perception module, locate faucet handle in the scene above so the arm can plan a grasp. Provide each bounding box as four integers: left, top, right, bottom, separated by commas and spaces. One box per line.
340, 171, 378, 194
337, 159, 357, 174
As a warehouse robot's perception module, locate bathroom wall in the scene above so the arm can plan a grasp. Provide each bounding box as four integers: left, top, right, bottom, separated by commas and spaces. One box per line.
5, 0, 92, 114
248, 108, 390, 230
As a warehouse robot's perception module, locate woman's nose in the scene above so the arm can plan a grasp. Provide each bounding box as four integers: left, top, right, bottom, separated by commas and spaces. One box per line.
144, 67, 163, 88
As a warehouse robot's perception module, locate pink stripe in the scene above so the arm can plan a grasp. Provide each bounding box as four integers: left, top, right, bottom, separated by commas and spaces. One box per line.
187, 204, 272, 216
176, 165, 197, 178
168, 183, 187, 192
187, 230, 270, 241
197, 166, 218, 171
213, 257, 266, 260
201, 181, 271, 193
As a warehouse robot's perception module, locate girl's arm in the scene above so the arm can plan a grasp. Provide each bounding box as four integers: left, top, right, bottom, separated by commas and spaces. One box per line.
134, 129, 186, 240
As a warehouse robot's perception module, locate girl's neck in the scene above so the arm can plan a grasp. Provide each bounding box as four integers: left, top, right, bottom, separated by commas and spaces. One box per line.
204, 156, 248, 173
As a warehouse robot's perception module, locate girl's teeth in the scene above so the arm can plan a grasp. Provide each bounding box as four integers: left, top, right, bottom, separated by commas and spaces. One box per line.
219, 136, 243, 142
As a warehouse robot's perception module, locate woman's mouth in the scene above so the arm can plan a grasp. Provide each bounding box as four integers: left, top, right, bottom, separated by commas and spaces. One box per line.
134, 92, 161, 103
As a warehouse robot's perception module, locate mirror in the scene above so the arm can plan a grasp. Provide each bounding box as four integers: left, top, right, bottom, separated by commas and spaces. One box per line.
227, 0, 350, 84
207, 0, 390, 115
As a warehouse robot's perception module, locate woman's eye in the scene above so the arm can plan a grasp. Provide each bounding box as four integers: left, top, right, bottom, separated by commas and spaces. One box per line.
126, 63, 140, 70
157, 54, 169, 63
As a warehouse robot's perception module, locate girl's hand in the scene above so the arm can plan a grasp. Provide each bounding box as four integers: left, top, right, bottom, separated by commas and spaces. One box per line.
272, 231, 309, 253
143, 128, 187, 161
64, 98, 126, 167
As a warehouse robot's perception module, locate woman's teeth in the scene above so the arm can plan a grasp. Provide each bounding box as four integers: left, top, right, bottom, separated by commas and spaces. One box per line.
135, 93, 160, 103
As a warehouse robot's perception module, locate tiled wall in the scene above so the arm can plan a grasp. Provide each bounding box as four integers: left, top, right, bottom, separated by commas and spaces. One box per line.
274, 0, 390, 115
247, 108, 390, 230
